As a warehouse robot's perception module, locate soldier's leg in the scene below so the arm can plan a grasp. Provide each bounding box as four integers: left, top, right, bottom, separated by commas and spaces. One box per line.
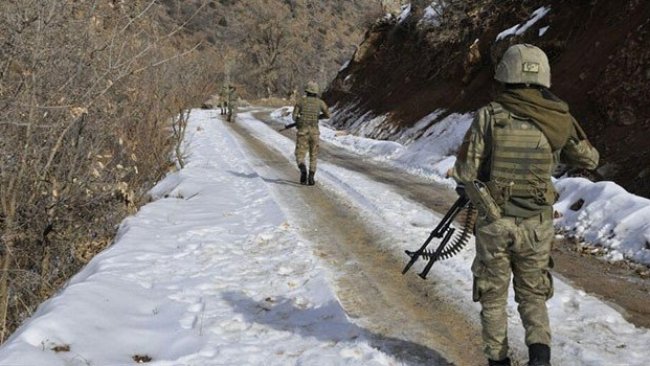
307, 133, 319, 185
295, 133, 309, 184
511, 214, 554, 348
230, 105, 236, 122
473, 217, 518, 361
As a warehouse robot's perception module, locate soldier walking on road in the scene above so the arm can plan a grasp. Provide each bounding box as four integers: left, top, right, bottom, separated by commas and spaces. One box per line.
449, 44, 599, 366
291, 81, 330, 185
226, 85, 238, 122
219, 84, 229, 116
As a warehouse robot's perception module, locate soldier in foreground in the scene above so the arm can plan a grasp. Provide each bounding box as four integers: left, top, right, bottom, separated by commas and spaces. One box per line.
289, 81, 330, 185
449, 44, 599, 366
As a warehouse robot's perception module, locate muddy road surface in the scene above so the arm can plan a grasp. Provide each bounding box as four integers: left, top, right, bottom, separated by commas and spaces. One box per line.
226, 116, 484, 365
222, 109, 649, 365
254, 109, 650, 330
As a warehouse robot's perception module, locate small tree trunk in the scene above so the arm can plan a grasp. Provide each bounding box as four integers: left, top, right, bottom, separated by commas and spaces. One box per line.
0, 240, 13, 343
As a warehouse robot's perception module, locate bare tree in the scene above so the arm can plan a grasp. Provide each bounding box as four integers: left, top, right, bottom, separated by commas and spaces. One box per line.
0, 0, 218, 342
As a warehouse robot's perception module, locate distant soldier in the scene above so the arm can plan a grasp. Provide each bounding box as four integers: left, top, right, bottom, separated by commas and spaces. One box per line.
219, 84, 229, 116
450, 44, 599, 366
226, 85, 238, 122
289, 81, 330, 185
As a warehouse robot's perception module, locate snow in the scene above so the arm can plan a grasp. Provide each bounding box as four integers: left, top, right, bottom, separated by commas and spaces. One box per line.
279, 96, 650, 264
554, 178, 650, 265
1, 107, 649, 366
539, 25, 550, 37
339, 60, 351, 72
305, 106, 650, 267
420, 3, 442, 27
398, 4, 412, 24
0, 110, 402, 366
496, 6, 551, 41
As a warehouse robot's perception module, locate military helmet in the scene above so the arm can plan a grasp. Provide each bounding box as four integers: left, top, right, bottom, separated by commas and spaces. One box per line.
305, 81, 320, 94
494, 44, 551, 88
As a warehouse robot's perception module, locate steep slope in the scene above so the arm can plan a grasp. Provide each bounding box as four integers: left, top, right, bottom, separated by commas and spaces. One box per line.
326, 0, 650, 197
157, 0, 381, 98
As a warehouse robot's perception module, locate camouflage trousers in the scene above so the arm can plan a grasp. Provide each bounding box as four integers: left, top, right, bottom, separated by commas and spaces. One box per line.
295, 130, 319, 172
227, 104, 236, 122
472, 209, 554, 360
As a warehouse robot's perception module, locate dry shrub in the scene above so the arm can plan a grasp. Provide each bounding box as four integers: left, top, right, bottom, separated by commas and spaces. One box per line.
0, 0, 220, 342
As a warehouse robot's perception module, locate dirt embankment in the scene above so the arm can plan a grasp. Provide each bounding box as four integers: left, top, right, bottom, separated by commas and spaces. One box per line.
326, 0, 650, 197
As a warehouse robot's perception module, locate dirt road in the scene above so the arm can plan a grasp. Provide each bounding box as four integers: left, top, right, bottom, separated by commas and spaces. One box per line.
224, 109, 650, 365
226, 116, 484, 365
252, 110, 650, 330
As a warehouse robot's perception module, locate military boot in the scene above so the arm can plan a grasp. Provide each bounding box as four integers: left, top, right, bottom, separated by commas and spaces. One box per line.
488, 358, 511, 366
307, 171, 315, 186
528, 344, 551, 366
298, 164, 307, 185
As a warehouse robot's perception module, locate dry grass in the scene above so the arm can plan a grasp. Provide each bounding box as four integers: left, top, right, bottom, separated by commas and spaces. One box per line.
0, 0, 221, 342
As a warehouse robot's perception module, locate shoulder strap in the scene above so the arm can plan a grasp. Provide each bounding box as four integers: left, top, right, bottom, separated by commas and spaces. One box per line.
487, 102, 510, 127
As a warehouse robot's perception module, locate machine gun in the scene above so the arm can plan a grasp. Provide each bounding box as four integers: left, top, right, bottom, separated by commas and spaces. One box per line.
278, 122, 296, 132
402, 195, 476, 279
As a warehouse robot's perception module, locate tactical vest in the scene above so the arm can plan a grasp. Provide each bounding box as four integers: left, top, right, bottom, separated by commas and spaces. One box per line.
487, 102, 556, 211
297, 97, 321, 130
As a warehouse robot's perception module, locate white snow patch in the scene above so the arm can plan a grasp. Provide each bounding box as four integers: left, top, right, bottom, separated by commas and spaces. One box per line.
496, 6, 551, 41
398, 4, 412, 23
538, 25, 550, 37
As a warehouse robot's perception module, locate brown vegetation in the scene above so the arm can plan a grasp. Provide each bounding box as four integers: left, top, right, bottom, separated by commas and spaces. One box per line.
0, 0, 220, 341
0, 0, 382, 343
158, 0, 382, 98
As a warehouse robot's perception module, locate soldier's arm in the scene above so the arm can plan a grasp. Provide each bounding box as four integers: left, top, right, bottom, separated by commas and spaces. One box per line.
319, 100, 331, 119
560, 118, 599, 170
449, 107, 490, 185
292, 101, 302, 122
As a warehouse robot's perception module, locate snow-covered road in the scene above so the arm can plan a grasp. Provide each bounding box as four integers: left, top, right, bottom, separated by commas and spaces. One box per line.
0, 109, 648, 366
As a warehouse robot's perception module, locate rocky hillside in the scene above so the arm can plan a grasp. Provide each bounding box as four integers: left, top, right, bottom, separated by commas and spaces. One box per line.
326, 0, 650, 197
158, 0, 382, 98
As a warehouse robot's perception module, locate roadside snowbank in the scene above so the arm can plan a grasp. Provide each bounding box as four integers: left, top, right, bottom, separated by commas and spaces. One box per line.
0, 110, 401, 366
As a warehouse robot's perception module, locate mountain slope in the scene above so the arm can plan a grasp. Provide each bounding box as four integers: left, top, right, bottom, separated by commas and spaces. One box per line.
326, 0, 650, 197
158, 0, 381, 98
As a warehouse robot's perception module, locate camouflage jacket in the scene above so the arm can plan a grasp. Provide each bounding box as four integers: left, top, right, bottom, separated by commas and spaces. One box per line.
451, 88, 599, 217
292, 96, 330, 133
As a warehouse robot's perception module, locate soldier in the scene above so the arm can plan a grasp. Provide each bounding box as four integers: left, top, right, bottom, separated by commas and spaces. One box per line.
290, 81, 330, 185
226, 85, 238, 122
449, 44, 599, 366
219, 84, 229, 116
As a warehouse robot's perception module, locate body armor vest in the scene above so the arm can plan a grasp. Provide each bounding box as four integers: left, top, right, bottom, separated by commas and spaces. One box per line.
297, 97, 321, 130
487, 102, 556, 209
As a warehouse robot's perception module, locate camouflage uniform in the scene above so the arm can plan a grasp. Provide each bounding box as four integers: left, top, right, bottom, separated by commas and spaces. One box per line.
226, 86, 238, 122
219, 85, 229, 115
292, 81, 330, 185
450, 44, 599, 365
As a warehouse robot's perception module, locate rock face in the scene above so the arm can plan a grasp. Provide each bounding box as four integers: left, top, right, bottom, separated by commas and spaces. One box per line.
325, 0, 650, 198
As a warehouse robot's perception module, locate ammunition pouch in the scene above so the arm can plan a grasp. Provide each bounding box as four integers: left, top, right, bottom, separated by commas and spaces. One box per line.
485, 179, 512, 207
465, 180, 502, 222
